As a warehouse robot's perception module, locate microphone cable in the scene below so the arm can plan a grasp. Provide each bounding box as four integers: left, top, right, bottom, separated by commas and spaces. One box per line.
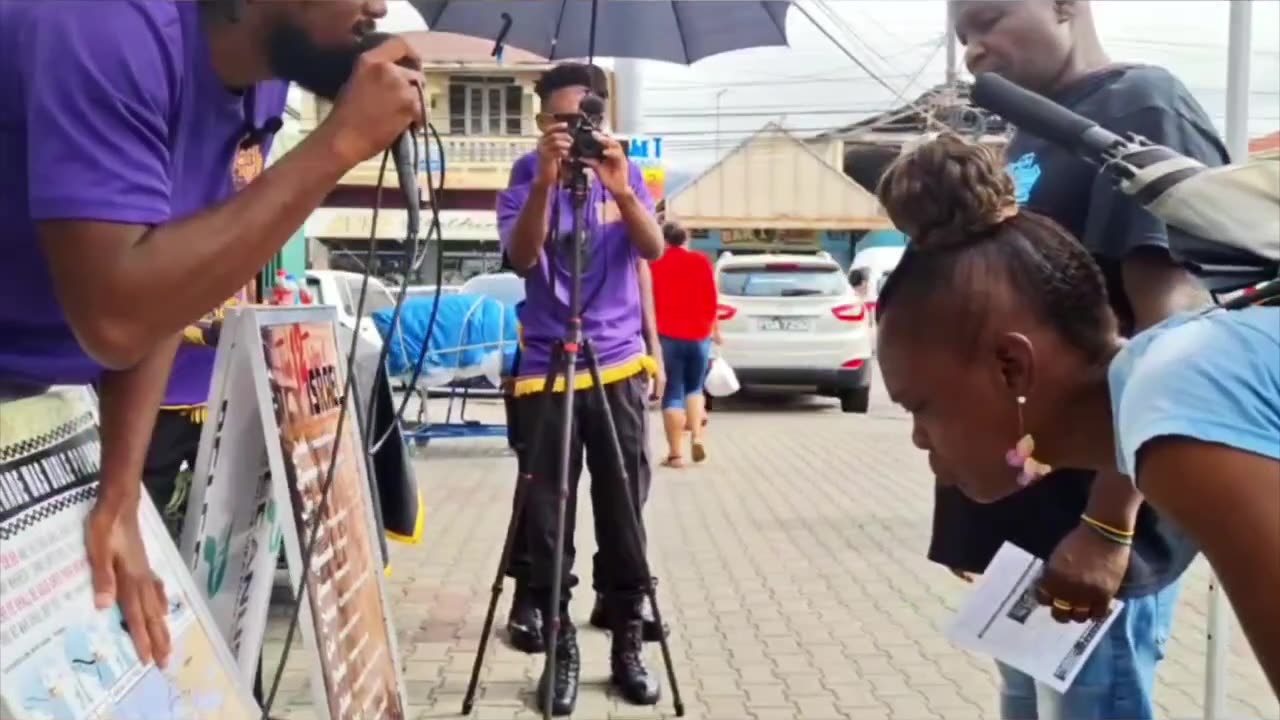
260, 86, 444, 719
368, 121, 451, 454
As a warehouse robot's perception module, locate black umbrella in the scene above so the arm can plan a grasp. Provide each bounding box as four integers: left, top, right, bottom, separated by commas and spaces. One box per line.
410, 0, 792, 64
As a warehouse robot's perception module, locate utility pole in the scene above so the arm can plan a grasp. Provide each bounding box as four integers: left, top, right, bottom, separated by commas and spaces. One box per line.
613, 58, 644, 134
944, 0, 958, 88
1204, 8, 1251, 719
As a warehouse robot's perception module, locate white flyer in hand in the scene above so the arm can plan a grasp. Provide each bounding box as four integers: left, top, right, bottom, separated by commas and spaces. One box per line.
945, 542, 1123, 693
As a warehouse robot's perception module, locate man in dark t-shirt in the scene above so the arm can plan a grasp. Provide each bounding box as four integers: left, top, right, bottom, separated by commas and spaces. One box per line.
941, 2, 1229, 719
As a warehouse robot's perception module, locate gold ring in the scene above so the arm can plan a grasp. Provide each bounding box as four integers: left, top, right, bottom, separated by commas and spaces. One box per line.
1052, 599, 1073, 611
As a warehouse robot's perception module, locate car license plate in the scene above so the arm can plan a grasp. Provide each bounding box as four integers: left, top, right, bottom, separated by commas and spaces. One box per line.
758, 317, 813, 332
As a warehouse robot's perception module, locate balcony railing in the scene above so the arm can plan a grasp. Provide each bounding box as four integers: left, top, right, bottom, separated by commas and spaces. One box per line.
339, 134, 539, 190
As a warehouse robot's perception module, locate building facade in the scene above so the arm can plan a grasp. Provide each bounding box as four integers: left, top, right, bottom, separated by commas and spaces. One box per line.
663, 123, 891, 270
300, 33, 617, 285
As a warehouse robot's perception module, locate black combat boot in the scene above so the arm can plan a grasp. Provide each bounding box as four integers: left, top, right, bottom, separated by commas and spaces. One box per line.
610, 619, 661, 705
505, 582, 544, 654
536, 622, 580, 717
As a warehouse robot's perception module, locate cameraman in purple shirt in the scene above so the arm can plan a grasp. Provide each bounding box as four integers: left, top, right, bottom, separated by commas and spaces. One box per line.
0, 0, 422, 671
498, 63, 665, 715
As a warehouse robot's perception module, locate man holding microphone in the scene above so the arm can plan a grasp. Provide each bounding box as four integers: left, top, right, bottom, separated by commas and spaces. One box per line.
0, 0, 422, 671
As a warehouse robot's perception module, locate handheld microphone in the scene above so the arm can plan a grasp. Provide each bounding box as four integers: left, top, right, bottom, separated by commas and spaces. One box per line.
358, 31, 422, 240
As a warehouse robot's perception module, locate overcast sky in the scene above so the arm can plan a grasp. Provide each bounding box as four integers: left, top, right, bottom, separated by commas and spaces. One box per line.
381, 0, 1280, 171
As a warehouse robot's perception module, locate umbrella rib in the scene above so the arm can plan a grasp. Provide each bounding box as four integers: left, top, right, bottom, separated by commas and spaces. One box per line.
550, 0, 570, 60
767, 1, 789, 40
671, 0, 691, 64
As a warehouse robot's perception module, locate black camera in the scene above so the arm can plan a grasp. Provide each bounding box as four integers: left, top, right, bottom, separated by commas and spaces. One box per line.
567, 94, 607, 161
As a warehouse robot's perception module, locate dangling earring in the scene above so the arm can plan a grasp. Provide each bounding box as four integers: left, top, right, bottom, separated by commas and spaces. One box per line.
1005, 395, 1052, 487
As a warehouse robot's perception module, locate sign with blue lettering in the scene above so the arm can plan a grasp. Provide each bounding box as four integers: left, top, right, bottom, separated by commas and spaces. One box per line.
625, 136, 664, 168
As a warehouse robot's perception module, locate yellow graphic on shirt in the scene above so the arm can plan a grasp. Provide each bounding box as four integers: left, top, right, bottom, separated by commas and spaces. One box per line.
165, 144, 268, 416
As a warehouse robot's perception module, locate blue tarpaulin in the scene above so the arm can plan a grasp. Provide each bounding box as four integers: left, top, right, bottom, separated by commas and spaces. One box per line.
372, 294, 519, 381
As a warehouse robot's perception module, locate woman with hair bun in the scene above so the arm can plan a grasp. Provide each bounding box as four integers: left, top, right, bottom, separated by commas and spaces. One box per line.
875, 134, 1280, 700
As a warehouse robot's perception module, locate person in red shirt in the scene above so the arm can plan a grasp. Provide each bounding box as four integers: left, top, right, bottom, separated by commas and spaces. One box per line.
649, 221, 720, 466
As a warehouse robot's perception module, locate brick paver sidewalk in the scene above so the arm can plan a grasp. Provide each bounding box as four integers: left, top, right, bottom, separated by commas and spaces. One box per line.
264, 388, 1276, 720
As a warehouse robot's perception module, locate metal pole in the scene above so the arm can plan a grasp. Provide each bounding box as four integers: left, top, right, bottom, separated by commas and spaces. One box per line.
613, 58, 644, 134
1205, 7, 1251, 719
944, 0, 958, 87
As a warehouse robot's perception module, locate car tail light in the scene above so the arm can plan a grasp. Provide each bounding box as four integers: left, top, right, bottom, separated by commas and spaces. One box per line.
865, 301, 877, 317
831, 303, 866, 322
717, 304, 737, 321
842, 359, 865, 369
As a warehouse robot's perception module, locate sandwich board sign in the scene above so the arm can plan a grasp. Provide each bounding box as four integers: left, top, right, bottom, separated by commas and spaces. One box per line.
0, 386, 258, 720
177, 305, 408, 720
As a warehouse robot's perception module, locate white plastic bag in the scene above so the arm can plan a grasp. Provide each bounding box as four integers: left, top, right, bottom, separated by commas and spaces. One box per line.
704, 356, 740, 397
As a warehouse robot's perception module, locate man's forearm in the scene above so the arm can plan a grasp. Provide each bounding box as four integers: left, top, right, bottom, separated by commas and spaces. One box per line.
507, 181, 554, 271
50, 127, 355, 359
615, 190, 663, 260
95, 335, 181, 511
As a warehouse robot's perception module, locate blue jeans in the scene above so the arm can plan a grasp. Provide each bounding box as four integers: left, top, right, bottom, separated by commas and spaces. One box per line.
659, 336, 712, 410
998, 580, 1181, 720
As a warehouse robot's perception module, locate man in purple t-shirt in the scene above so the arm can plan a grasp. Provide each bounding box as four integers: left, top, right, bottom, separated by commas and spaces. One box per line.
497, 63, 665, 715
0, 0, 422, 673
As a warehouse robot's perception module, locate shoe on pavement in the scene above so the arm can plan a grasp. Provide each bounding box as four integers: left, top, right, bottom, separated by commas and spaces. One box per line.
506, 583, 544, 654
536, 623, 580, 716
610, 620, 661, 705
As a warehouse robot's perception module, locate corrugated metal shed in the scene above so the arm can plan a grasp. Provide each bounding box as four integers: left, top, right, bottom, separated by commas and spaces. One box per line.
664, 123, 891, 231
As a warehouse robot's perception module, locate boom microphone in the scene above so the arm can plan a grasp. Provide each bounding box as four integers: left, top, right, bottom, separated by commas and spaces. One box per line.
971, 72, 1279, 289
971, 72, 1206, 195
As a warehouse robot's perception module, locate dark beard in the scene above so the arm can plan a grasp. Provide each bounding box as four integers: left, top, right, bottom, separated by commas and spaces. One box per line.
266, 22, 365, 100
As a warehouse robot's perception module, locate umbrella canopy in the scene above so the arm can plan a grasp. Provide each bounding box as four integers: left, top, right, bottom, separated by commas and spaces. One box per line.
409, 0, 792, 64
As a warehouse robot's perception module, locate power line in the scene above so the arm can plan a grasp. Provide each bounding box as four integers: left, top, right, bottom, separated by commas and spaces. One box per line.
645, 104, 898, 119
646, 71, 925, 92
644, 111, 1280, 143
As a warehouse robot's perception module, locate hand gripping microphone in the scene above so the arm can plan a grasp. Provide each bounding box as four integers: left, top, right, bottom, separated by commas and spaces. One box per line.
357, 31, 423, 241
971, 72, 1280, 289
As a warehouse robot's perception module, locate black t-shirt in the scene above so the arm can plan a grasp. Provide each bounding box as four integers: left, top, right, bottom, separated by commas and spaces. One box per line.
927, 65, 1231, 598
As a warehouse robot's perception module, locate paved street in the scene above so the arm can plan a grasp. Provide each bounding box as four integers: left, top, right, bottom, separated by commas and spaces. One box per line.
265, 380, 1277, 720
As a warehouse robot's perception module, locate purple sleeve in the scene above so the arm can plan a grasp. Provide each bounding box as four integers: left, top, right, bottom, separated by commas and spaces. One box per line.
627, 161, 655, 213
497, 185, 527, 252
22, 2, 181, 225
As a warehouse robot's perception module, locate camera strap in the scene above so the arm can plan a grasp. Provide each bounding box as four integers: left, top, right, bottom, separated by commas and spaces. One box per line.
544, 176, 611, 325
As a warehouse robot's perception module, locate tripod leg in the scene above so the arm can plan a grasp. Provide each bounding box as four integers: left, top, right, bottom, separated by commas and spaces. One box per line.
579, 340, 686, 717
461, 345, 565, 715
543, 342, 580, 720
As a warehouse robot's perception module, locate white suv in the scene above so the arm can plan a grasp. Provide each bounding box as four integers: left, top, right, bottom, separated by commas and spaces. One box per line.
715, 252, 872, 413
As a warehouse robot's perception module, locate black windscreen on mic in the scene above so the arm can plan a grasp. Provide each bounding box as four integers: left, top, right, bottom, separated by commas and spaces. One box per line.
971, 73, 1123, 160
579, 94, 606, 117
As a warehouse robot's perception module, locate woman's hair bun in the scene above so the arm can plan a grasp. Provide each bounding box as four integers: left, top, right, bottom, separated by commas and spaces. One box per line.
875, 132, 1019, 250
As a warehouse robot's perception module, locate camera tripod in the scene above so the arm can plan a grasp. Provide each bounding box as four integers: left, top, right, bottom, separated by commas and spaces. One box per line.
460, 160, 684, 720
